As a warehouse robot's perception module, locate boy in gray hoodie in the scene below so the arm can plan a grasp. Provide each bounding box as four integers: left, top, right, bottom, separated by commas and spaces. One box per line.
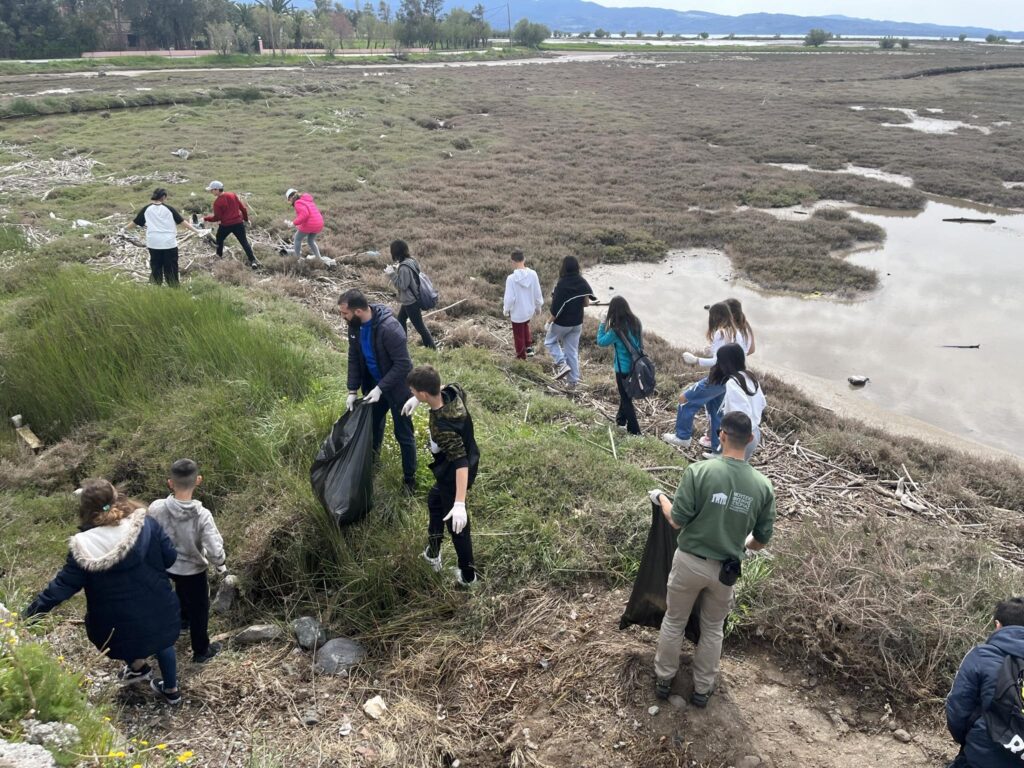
148, 458, 226, 663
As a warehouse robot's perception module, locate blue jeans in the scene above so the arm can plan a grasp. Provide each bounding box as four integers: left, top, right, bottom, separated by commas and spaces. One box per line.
544, 323, 582, 383
155, 646, 177, 690
675, 379, 726, 450
371, 396, 417, 483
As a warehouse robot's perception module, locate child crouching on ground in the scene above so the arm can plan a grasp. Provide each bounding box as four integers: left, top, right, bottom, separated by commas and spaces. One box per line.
148, 459, 226, 663
402, 365, 480, 587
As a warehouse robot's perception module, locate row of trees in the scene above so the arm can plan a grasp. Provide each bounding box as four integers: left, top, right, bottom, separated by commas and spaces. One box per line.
0, 0, 498, 59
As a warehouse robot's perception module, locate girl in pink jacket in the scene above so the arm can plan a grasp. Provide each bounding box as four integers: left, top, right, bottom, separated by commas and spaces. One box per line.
285, 188, 324, 259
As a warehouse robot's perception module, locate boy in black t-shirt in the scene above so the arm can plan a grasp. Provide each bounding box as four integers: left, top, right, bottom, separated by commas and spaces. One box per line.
403, 365, 479, 587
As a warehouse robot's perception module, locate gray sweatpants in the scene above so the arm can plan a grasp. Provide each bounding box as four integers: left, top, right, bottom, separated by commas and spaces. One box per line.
293, 231, 321, 258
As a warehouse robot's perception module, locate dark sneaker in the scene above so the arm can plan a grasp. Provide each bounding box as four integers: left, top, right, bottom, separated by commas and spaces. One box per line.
118, 662, 152, 684
193, 641, 222, 665
179, 621, 190, 636
150, 678, 182, 706
249, 259, 261, 270
403, 477, 417, 496
655, 677, 672, 700
526, 346, 536, 357
689, 690, 711, 708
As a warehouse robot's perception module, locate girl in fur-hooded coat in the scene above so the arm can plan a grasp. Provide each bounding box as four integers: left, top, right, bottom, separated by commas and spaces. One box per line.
25, 480, 181, 662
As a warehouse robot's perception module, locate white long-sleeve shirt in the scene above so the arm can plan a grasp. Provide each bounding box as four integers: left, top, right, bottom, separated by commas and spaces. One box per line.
503, 267, 544, 323
722, 371, 766, 431
698, 329, 749, 367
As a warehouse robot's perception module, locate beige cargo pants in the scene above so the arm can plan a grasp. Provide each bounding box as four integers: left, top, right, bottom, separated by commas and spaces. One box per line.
654, 549, 734, 694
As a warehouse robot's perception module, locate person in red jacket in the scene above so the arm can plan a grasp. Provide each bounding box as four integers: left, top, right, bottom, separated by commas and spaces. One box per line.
285, 188, 325, 260
203, 181, 258, 269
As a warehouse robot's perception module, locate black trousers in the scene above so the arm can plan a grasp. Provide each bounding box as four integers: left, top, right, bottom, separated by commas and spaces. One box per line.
371, 397, 417, 483
170, 572, 210, 656
397, 303, 436, 349
215, 222, 255, 263
615, 372, 641, 435
148, 247, 179, 286
427, 483, 475, 581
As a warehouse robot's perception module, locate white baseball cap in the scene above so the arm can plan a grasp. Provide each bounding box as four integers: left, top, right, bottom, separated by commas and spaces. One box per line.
205, 180, 224, 191
285, 188, 298, 199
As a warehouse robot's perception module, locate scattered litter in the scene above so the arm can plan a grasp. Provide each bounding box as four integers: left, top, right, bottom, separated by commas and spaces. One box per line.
10, 415, 43, 452
72, 219, 93, 229
942, 217, 995, 224
940, 344, 981, 349
170, 148, 190, 160
363, 695, 388, 720
339, 721, 352, 737
847, 376, 870, 387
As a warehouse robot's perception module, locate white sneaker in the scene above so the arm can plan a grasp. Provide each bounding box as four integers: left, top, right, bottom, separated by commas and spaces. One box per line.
699, 435, 713, 448
420, 548, 442, 573
452, 566, 479, 588
661, 433, 691, 449
553, 363, 571, 380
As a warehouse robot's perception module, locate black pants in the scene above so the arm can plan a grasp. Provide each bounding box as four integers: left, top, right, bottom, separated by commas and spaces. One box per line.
371, 397, 417, 483
215, 222, 255, 263
148, 247, 179, 286
397, 303, 436, 349
170, 572, 210, 657
427, 483, 475, 581
615, 372, 641, 435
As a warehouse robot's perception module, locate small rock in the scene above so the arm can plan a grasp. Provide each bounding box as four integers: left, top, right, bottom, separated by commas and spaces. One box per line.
315, 637, 366, 675
538, 658, 551, 670
668, 694, 687, 709
647, 705, 660, 716
363, 695, 388, 720
292, 616, 327, 651
0, 737, 57, 767
737, 757, 762, 768
301, 710, 320, 726
234, 624, 284, 645
20, 720, 80, 752
893, 729, 912, 743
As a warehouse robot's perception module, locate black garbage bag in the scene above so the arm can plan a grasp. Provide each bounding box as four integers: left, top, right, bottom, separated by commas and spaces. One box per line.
310, 402, 375, 526
619, 500, 701, 644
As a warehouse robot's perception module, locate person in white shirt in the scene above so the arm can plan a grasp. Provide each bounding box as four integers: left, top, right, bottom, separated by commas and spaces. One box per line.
131, 188, 202, 286
502, 250, 544, 360
718, 344, 766, 461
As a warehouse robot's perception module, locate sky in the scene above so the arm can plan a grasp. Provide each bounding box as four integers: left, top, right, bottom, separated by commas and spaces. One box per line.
590, 1, 1024, 30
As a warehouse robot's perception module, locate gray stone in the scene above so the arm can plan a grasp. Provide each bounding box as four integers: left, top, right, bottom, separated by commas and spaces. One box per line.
737, 756, 762, 768
292, 617, 327, 651
0, 738, 57, 767
668, 694, 687, 709
893, 729, 912, 743
314, 637, 366, 675
647, 705, 659, 716
234, 624, 284, 645
19, 720, 79, 752
301, 710, 320, 726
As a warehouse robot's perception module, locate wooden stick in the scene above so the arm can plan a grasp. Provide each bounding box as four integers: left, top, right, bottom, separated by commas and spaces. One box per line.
424, 297, 469, 318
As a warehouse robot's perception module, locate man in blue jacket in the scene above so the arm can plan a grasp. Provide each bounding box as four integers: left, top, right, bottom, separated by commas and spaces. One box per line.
337, 289, 417, 494
946, 596, 1024, 767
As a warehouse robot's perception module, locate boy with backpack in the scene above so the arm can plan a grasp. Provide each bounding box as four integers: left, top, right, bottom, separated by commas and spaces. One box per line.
946, 596, 1024, 768
148, 459, 227, 664
402, 365, 480, 587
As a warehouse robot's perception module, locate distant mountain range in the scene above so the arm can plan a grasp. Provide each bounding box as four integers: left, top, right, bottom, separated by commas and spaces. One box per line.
442, 0, 1024, 38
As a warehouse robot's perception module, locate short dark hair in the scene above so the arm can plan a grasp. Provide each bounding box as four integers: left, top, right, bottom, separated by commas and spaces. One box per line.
510, 250, 525, 263
720, 411, 753, 445
407, 365, 441, 396
151, 187, 168, 201
390, 239, 410, 262
170, 458, 199, 490
995, 597, 1024, 627
338, 288, 369, 310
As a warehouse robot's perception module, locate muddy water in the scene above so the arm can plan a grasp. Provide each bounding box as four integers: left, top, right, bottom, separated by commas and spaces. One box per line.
587, 198, 1024, 456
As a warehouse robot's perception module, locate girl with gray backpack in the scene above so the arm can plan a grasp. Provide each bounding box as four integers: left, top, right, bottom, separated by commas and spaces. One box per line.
384, 239, 437, 350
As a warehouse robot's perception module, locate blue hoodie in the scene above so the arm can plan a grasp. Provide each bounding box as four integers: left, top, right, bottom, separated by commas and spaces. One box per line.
947, 624, 1024, 767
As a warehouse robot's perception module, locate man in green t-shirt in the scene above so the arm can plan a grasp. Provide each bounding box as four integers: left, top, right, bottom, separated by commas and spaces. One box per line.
648, 411, 776, 707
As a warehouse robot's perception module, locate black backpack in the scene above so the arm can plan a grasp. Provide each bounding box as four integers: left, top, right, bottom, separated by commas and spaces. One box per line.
616, 329, 656, 400
985, 654, 1024, 755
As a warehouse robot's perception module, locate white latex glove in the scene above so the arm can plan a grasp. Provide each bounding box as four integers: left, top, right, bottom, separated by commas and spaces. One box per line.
401, 395, 420, 417
284, 219, 294, 227
384, 264, 396, 275
363, 386, 383, 405
682, 352, 698, 365
648, 489, 667, 506
346, 393, 358, 412
444, 502, 467, 534
428, 438, 440, 454
544, 321, 552, 334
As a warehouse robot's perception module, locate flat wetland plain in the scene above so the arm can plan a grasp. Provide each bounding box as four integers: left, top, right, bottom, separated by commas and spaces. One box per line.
3, 43, 1024, 768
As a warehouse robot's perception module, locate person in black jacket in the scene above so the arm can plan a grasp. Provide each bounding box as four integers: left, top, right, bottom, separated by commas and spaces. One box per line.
946, 596, 1024, 768
338, 288, 417, 493
404, 365, 480, 587
24, 479, 183, 705
544, 256, 593, 387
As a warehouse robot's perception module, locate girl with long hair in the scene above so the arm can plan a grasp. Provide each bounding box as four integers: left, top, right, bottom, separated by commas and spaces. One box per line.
717, 343, 765, 460
596, 296, 644, 435
724, 297, 755, 356
24, 479, 183, 704
385, 239, 437, 350
545, 255, 593, 387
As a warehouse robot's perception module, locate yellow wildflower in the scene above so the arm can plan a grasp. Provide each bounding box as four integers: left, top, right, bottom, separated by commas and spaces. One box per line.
177, 751, 194, 763
155, 744, 167, 750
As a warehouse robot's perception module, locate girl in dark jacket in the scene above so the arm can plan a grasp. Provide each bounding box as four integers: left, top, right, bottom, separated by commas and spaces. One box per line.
544, 256, 593, 387
25, 479, 183, 704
